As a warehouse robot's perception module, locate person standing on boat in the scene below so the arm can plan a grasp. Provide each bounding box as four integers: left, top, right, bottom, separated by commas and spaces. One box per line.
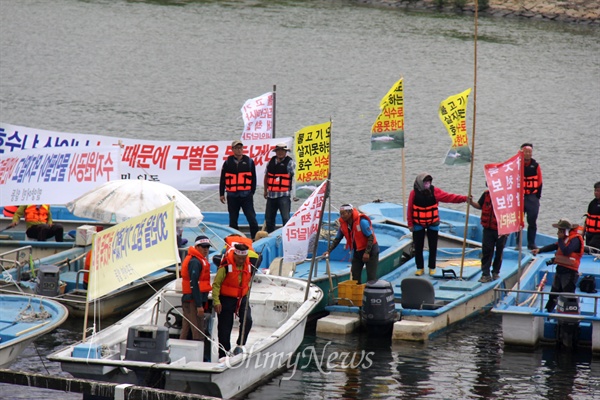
212, 243, 253, 358
322, 204, 379, 283
219, 140, 259, 240
469, 189, 507, 282
531, 219, 584, 312
521, 143, 543, 250
263, 142, 295, 233
584, 181, 600, 249
8, 204, 64, 242
407, 173, 468, 276
180, 235, 213, 341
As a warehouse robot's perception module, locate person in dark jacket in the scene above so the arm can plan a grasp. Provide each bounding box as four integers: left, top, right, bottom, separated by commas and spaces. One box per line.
407, 173, 468, 276
520, 143, 543, 250
470, 189, 507, 282
584, 181, 600, 249
219, 140, 259, 240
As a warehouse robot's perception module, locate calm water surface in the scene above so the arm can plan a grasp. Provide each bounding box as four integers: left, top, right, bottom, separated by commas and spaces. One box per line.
1, 0, 599, 398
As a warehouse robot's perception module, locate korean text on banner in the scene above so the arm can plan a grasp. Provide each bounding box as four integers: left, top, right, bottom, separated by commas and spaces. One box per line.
484, 152, 525, 235
371, 78, 404, 150
0, 145, 119, 206
0, 122, 292, 192
282, 181, 328, 263
439, 88, 472, 165
241, 92, 274, 141
294, 121, 330, 199
86, 202, 178, 301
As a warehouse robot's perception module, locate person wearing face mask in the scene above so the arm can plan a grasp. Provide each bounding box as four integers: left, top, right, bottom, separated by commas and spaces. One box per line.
531, 219, 584, 312
407, 173, 469, 276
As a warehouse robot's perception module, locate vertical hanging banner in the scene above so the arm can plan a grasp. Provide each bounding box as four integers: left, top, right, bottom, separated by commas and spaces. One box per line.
371, 78, 404, 150
0, 145, 119, 206
294, 121, 331, 199
87, 202, 178, 301
282, 180, 328, 263
241, 92, 274, 141
439, 88, 472, 165
483, 152, 525, 235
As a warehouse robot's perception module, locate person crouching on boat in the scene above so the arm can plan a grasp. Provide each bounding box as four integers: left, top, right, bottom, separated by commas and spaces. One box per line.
9, 204, 64, 242
407, 173, 468, 276
180, 235, 213, 341
469, 187, 508, 283
531, 219, 584, 312
212, 243, 253, 358
322, 204, 379, 284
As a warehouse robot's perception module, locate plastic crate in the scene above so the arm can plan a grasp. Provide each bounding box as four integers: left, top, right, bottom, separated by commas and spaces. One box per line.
338, 280, 366, 306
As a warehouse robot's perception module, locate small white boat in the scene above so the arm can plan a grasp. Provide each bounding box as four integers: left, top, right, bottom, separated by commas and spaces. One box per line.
49, 274, 323, 398
0, 294, 68, 368
492, 250, 600, 353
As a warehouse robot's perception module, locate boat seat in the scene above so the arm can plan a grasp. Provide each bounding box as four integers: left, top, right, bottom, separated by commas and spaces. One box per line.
267, 257, 296, 277
400, 278, 444, 310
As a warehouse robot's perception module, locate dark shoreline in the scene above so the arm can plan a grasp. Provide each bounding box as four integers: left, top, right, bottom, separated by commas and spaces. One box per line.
352, 0, 600, 25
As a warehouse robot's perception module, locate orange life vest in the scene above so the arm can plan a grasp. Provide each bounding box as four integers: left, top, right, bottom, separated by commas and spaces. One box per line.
585, 212, 600, 234
555, 229, 584, 272
523, 160, 541, 196
181, 246, 212, 294
24, 204, 50, 223
218, 248, 251, 298
224, 235, 254, 250
479, 191, 498, 231
339, 208, 377, 251
412, 189, 439, 227
2, 205, 18, 218
265, 156, 292, 192
223, 156, 254, 192
83, 250, 91, 284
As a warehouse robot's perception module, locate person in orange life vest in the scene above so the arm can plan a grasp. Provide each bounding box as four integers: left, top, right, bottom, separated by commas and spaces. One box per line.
322, 204, 379, 284
532, 219, 584, 312
407, 173, 468, 276
263, 142, 295, 233
219, 140, 259, 240
180, 235, 213, 341
584, 181, 600, 249
469, 189, 508, 283
212, 243, 253, 358
9, 204, 64, 242
520, 143, 543, 250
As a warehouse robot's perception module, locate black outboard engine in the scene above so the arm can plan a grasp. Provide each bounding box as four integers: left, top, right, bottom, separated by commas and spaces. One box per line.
361, 279, 398, 337
35, 264, 61, 297
556, 295, 580, 349
125, 325, 170, 387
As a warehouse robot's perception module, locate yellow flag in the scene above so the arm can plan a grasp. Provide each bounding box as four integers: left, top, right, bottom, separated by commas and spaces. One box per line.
379, 78, 403, 110
87, 202, 178, 301
294, 121, 331, 198
438, 88, 471, 148
371, 78, 405, 150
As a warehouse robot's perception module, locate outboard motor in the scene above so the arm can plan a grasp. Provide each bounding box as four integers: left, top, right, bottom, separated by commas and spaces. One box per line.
125, 325, 170, 387
34, 264, 61, 297
556, 295, 580, 349
361, 279, 398, 337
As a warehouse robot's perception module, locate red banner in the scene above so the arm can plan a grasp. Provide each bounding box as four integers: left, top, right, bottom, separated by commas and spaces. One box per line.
483, 152, 524, 235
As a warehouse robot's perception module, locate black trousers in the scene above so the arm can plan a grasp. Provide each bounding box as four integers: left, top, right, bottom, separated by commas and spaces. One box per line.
413, 227, 438, 270
26, 224, 64, 242
217, 295, 252, 358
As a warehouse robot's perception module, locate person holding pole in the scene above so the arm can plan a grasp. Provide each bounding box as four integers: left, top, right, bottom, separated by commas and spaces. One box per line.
212, 243, 253, 358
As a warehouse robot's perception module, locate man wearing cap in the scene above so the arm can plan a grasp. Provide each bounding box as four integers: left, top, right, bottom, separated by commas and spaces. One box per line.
322, 204, 379, 283
180, 235, 213, 341
219, 140, 259, 240
532, 219, 584, 312
212, 243, 253, 358
520, 143, 543, 250
263, 142, 295, 233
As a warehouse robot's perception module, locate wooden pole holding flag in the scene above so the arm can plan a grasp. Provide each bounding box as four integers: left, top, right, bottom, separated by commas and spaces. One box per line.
272, 84, 276, 139
459, 0, 479, 279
